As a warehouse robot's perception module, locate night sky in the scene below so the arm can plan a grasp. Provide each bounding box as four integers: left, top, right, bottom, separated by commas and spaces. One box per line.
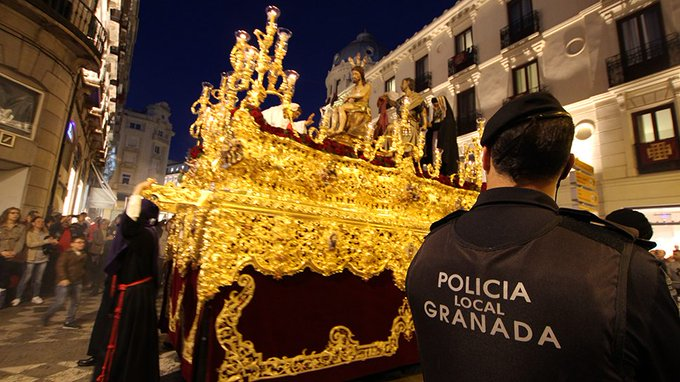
125, 1, 457, 161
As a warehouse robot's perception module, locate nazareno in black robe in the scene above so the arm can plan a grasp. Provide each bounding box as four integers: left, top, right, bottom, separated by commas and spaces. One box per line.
422, 95, 459, 176
88, 200, 160, 382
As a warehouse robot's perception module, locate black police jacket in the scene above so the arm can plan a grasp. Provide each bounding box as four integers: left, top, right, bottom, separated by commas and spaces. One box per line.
406, 187, 680, 382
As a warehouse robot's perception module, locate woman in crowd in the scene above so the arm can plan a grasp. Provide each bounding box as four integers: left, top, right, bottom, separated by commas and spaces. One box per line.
0, 207, 26, 308
12, 216, 58, 306
87, 218, 109, 295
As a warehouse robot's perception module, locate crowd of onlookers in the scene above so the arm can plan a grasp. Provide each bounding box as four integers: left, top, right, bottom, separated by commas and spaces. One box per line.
653, 245, 680, 298
0, 208, 115, 313
0, 207, 171, 326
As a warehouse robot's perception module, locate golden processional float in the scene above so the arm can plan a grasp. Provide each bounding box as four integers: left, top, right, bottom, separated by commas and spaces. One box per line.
147, 6, 483, 381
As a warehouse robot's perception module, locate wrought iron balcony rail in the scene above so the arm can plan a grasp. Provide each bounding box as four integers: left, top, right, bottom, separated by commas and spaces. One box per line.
415, 71, 432, 93
606, 33, 680, 87
500, 10, 540, 49
448, 46, 478, 77
28, 0, 107, 57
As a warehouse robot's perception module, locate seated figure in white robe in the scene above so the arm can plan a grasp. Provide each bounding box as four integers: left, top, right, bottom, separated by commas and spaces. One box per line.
261, 103, 314, 135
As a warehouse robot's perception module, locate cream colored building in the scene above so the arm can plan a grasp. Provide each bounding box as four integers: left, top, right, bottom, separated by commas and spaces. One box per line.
0, 0, 139, 217
107, 102, 173, 216
350, 0, 680, 252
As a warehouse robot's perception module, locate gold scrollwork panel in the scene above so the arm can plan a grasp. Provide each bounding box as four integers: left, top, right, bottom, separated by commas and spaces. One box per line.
215, 274, 415, 381
196, 207, 427, 301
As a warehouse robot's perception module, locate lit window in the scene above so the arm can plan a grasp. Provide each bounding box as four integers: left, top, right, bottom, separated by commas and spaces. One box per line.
384, 77, 396, 93
513, 61, 540, 95
455, 28, 473, 54
632, 104, 680, 174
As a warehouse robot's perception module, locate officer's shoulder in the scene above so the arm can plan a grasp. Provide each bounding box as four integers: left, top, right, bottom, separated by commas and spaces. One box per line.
558, 207, 635, 251
429, 210, 467, 233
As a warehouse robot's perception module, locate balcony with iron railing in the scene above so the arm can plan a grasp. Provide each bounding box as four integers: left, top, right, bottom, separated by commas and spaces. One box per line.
500, 11, 541, 49
415, 72, 432, 93
26, 0, 107, 58
606, 33, 680, 87
448, 46, 478, 77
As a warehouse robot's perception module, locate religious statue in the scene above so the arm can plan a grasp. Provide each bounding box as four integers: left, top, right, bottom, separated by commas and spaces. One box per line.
262, 102, 315, 134
327, 55, 372, 138
379, 78, 428, 153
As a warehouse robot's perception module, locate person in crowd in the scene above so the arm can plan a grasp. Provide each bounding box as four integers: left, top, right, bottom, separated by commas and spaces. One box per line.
604, 208, 680, 303
75, 212, 88, 236
42, 214, 62, 296
666, 246, 680, 297
11, 216, 58, 306
0, 207, 26, 308
48, 213, 64, 239
262, 102, 315, 135
80, 178, 160, 381
57, 215, 74, 253
87, 218, 109, 296
23, 210, 40, 227
42, 235, 87, 328
406, 92, 680, 381
605, 208, 656, 250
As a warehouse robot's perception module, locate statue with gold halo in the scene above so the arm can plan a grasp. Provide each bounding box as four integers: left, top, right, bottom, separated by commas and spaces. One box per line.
327, 54, 372, 138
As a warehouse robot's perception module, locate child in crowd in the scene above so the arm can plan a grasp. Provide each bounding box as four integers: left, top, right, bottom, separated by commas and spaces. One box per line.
12, 216, 58, 306
42, 235, 87, 328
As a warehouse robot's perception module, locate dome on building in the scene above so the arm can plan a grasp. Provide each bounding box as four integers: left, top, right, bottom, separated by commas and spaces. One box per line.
332, 32, 386, 67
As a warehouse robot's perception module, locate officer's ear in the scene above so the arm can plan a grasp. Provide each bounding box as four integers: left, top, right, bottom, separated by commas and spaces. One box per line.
559, 154, 575, 181
482, 147, 491, 173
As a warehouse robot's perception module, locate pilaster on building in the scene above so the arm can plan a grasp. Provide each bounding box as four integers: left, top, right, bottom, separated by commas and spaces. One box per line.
0, 0, 141, 218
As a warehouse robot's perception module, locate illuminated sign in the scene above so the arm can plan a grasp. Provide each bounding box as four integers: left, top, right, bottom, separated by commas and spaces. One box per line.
66, 120, 76, 141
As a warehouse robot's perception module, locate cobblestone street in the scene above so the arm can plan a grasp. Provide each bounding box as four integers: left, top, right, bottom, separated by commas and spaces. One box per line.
0, 292, 181, 381
0, 291, 421, 381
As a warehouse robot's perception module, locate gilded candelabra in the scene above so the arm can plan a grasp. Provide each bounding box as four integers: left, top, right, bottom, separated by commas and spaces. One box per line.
187, 5, 299, 187
457, 117, 485, 188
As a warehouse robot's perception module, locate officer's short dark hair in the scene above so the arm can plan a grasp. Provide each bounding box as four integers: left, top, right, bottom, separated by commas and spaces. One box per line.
489, 116, 574, 184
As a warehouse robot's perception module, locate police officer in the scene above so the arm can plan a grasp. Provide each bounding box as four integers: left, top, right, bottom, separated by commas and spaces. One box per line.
406, 92, 680, 381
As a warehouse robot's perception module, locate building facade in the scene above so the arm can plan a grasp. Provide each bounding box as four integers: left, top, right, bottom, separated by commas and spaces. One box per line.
349, 0, 679, 252
107, 102, 173, 217
0, 0, 139, 217
164, 160, 189, 186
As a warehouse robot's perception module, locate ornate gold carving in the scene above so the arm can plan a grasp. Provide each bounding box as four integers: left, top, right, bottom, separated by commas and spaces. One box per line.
168, 280, 185, 334
154, 7, 482, 378
646, 141, 673, 161
215, 274, 415, 381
